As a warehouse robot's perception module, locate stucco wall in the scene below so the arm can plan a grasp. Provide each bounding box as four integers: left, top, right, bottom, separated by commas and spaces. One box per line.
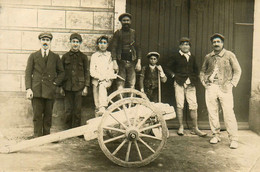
0, 0, 125, 128
249, 0, 260, 135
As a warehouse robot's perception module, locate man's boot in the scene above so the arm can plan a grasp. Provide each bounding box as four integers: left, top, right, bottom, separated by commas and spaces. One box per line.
190, 110, 207, 137
176, 108, 184, 136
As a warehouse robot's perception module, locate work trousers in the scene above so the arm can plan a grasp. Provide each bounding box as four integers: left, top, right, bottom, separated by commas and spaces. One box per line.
205, 84, 238, 141
92, 79, 112, 109
32, 97, 54, 137
117, 60, 136, 89
64, 90, 82, 129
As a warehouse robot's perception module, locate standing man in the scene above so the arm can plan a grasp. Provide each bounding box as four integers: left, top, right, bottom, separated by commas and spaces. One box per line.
166, 37, 206, 137
111, 13, 141, 89
25, 32, 64, 137
61, 33, 90, 129
200, 33, 241, 149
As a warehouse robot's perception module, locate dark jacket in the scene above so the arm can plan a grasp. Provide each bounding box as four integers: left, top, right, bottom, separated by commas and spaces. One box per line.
61, 50, 90, 91
140, 65, 167, 90
25, 50, 64, 99
166, 52, 199, 86
110, 28, 141, 61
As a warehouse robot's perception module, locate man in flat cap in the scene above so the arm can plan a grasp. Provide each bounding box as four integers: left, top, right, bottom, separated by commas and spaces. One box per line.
139, 52, 167, 102
61, 33, 90, 129
200, 33, 241, 149
166, 37, 207, 137
25, 32, 64, 137
110, 13, 142, 90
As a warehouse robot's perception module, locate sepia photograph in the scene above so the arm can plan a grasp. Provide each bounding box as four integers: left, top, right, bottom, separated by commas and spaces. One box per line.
0, 0, 259, 171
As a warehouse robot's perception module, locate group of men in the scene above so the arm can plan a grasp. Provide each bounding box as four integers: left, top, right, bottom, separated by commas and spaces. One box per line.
25, 13, 241, 149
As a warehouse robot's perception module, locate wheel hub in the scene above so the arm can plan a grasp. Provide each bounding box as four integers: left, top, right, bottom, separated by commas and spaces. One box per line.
125, 127, 139, 141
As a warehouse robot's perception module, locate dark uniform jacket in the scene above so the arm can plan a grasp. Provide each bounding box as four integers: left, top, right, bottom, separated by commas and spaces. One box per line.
25, 50, 65, 99
61, 50, 90, 91
166, 52, 199, 86
111, 28, 141, 61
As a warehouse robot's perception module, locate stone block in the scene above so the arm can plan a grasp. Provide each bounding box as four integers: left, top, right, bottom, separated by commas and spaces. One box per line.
94, 12, 113, 30
38, 10, 65, 28
0, 30, 22, 50
0, 74, 21, 92
52, 0, 80, 7
66, 11, 93, 30
81, 34, 103, 53
0, 54, 8, 70
8, 53, 29, 71
0, 7, 37, 27
51, 33, 70, 52
81, 0, 108, 8
21, 74, 26, 91
108, 0, 115, 8
0, 95, 32, 128
21, 31, 41, 51
0, 0, 22, 5
21, 0, 51, 6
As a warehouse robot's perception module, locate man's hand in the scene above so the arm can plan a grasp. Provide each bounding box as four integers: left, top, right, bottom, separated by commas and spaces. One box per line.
202, 81, 210, 89
82, 86, 88, 96
135, 60, 141, 72
140, 88, 144, 93
60, 87, 65, 96
26, 89, 33, 100
113, 60, 119, 73
157, 65, 163, 73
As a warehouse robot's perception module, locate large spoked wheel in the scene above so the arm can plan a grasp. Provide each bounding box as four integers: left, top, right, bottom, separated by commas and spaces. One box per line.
107, 88, 148, 107
98, 97, 167, 167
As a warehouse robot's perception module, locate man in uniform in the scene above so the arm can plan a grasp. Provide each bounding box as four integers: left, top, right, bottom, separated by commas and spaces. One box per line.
200, 33, 241, 149
111, 13, 141, 89
61, 33, 90, 129
25, 32, 64, 137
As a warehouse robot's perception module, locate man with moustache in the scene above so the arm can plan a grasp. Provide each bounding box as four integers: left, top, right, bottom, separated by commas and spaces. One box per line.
200, 33, 241, 149
25, 32, 64, 137
110, 13, 142, 89
61, 33, 90, 129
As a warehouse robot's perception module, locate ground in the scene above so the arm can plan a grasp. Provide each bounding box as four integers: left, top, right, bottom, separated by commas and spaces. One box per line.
0, 128, 260, 172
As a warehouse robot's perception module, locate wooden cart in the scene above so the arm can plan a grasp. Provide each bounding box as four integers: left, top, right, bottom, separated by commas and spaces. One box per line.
0, 88, 176, 167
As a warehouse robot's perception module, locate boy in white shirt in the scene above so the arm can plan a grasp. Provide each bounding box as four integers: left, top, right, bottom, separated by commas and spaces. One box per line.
90, 36, 116, 116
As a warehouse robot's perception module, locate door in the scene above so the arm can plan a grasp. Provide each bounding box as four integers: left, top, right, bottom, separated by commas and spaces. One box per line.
126, 0, 254, 129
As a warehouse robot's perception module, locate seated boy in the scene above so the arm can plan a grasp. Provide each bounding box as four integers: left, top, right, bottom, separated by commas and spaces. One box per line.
139, 52, 167, 102
90, 36, 116, 117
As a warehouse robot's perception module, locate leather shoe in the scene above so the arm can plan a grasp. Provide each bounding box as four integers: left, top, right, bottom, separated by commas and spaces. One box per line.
177, 127, 184, 136
210, 136, 221, 144
230, 141, 238, 149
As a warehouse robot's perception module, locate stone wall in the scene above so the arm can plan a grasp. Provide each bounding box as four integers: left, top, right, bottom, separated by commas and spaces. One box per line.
0, 0, 123, 128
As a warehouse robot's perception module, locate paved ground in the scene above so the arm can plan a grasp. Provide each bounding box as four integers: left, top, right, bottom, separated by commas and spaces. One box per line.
0, 128, 260, 172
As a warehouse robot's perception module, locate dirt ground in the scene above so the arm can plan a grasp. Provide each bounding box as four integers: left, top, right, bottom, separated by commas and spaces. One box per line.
0, 128, 260, 172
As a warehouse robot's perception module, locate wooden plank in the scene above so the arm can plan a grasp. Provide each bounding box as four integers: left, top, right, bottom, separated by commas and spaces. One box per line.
213, 0, 220, 32
140, 0, 150, 63
218, 0, 225, 34
149, 0, 160, 52
158, 0, 166, 62
189, 0, 197, 55
228, 0, 234, 50
175, 1, 181, 42
207, 0, 214, 51
163, 0, 171, 59
224, 0, 230, 49
135, 0, 142, 51
169, 0, 176, 53
180, 0, 189, 37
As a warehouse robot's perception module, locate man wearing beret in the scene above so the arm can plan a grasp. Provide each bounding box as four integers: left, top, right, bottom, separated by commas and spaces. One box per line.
139, 52, 167, 102
61, 33, 90, 129
110, 13, 142, 90
200, 33, 241, 149
25, 32, 64, 137
166, 37, 207, 137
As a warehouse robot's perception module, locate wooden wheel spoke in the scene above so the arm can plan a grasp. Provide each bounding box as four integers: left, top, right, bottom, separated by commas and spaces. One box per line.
103, 126, 125, 133
125, 141, 132, 162
109, 113, 127, 129
109, 100, 122, 111
134, 140, 143, 161
139, 123, 162, 132
140, 133, 162, 141
139, 138, 155, 153
130, 92, 134, 98
119, 93, 123, 99
112, 139, 127, 156
104, 134, 125, 144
